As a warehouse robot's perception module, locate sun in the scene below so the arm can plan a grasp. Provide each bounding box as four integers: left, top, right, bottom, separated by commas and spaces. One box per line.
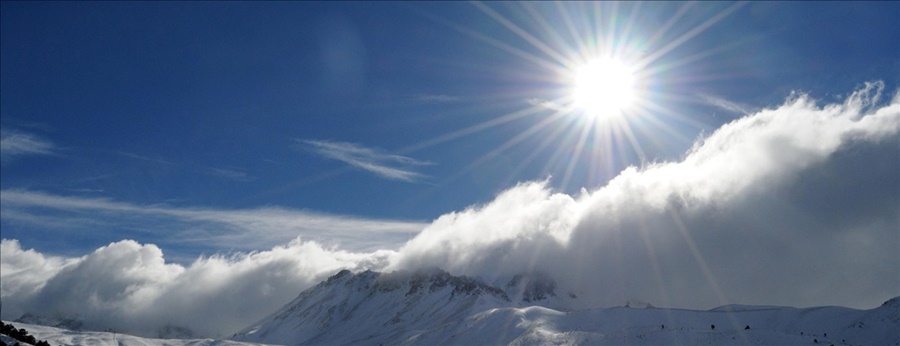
572, 58, 637, 120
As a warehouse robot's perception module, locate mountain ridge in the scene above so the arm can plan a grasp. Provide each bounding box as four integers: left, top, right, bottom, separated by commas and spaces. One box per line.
233, 268, 900, 345
7, 268, 898, 345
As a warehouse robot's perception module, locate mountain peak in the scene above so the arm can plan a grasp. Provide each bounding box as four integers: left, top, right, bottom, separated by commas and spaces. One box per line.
881, 296, 900, 308
233, 268, 512, 344
324, 269, 352, 284
379, 267, 511, 300
506, 272, 557, 303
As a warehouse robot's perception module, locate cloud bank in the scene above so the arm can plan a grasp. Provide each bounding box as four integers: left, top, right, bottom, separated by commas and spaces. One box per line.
391, 81, 899, 309
1, 238, 390, 338
299, 139, 431, 182
2, 82, 898, 338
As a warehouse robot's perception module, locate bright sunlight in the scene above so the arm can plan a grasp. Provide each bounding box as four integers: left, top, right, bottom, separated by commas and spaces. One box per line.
572, 58, 637, 120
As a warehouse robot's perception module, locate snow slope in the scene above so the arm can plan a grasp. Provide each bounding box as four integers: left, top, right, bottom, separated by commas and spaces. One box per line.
234, 268, 900, 346
0, 334, 32, 346
1, 321, 272, 346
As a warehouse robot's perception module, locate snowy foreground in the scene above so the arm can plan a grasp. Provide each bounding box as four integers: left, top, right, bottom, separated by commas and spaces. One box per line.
0, 323, 269, 346
6, 268, 900, 345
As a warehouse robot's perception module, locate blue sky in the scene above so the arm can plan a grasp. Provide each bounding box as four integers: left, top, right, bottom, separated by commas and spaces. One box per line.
4, 2, 895, 257
1, 2, 899, 333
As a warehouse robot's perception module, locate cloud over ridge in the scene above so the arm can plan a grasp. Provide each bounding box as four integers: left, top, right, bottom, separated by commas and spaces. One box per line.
391, 81, 899, 309
1, 238, 393, 338
2, 82, 898, 338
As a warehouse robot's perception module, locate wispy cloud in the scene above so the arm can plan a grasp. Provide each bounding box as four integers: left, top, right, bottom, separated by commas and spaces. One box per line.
0, 189, 427, 252
696, 92, 754, 114
116, 151, 175, 166
203, 167, 255, 182
299, 139, 431, 182
414, 94, 460, 102
0, 129, 55, 162
527, 97, 566, 111
65, 188, 106, 193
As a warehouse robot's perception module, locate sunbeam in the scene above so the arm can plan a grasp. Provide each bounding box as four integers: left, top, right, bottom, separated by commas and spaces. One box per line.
393, 1, 756, 201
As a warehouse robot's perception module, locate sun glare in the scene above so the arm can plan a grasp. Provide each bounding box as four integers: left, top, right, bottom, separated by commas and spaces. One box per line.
572, 58, 637, 120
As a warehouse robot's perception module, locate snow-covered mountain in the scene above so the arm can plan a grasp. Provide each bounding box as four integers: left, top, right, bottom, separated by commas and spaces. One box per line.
232, 267, 514, 345
233, 268, 900, 345
6, 268, 898, 345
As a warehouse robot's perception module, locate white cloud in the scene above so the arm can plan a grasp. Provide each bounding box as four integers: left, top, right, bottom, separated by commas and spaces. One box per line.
1, 82, 897, 340
0, 240, 78, 305
299, 139, 431, 182
0, 238, 392, 338
390, 81, 900, 310
0, 129, 55, 162
0, 190, 427, 252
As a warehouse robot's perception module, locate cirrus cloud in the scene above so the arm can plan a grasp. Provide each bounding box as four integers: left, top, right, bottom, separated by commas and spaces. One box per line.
0, 189, 427, 253
0, 129, 55, 162
298, 139, 432, 182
